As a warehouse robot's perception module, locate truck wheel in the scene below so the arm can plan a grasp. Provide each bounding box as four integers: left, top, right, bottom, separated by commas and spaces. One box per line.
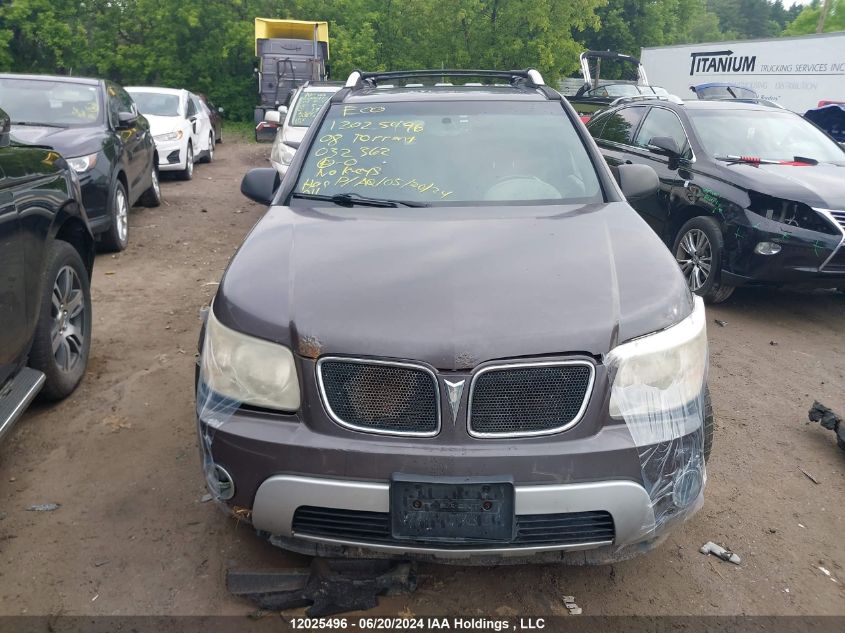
673, 216, 734, 304
29, 241, 92, 401
200, 134, 214, 163
99, 179, 129, 252
703, 385, 714, 462
179, 143, 194, 180
139, 164, 162, 207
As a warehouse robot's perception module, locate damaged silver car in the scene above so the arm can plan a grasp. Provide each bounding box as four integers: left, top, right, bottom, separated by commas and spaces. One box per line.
196, 69, 712, 564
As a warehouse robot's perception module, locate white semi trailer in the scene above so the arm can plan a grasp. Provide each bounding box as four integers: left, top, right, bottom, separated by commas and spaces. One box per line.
640, 32, 845, 113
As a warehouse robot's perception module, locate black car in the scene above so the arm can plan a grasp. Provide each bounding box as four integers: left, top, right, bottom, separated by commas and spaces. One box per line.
586, 99, 845, 302
0, 107, 94, 442
0, 73, 162, 251
195, 70, 715, 565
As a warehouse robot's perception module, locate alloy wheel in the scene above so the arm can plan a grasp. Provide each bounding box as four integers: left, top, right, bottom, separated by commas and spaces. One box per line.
208, 135, 214, 161
676, 228, 712, 291
51, 265, 86, 373
187, 146, 194, 177
115, 187, 128, 243
151, 167, 161, 200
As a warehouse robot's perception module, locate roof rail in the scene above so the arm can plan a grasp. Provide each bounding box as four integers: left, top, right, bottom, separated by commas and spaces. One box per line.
344, 68, 549, 89
609, 94, 683, 107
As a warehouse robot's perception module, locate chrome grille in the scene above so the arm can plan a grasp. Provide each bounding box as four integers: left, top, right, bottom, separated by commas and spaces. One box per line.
468, 361, 594, 437
317, 358, 439, 436
828, 210, 845, 231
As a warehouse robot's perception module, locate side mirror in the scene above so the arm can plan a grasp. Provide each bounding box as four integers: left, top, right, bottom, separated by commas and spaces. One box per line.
117, 111, 137, 128
241, 168, 280, 206
615, 164, 659, 201
647, 136, 681, 157
277, 105, 288, 116
264, 110, 281, 124
0, 111, 10, 148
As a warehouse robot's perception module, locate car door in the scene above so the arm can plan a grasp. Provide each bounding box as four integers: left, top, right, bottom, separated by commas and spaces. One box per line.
111, 84, 148, 199
189, 93, 212, 154
588, 106, 648, 169
0, 146, 28, 384
628, 106, 695, 237
106, 82, 146, 198
185, 94, 202, 157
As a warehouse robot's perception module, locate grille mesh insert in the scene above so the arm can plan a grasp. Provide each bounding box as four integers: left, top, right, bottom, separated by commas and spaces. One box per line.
292, 506, 614, 547
469, 363, 593, 435
319, 359, 438, 434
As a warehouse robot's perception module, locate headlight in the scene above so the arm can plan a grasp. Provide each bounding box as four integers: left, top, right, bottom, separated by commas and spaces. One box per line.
200, 307, 300, 412
66, 153, 98, 173
271, 140, 296, 166
607, 296, 707, 442
154, 130, 183, 142
748, 193, 838, 235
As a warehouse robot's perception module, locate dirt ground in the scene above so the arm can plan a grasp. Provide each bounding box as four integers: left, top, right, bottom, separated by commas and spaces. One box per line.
0, 138, 843, 617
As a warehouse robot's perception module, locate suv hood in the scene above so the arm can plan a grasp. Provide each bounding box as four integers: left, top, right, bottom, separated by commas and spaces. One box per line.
213, 202, 692, 369
10, 124, 104, 158
716, 163, 845, 209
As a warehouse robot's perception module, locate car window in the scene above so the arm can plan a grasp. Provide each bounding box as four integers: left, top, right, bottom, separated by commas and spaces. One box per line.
186, 97, 197, 117
634, 107, 692, 159
290, 90, 338, 127
115, 86, 136, 115
596, 106, 646, 145
130, 92, 181, 116
189, 95, 203, 117
0, 77, 102, 127
292, 100, 603, 206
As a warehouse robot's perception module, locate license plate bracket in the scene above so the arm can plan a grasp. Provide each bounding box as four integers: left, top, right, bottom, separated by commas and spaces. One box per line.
390, 474, 515, 543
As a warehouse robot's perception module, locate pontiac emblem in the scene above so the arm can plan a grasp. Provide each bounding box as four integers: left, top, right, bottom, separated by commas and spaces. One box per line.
444, 379, 465, 424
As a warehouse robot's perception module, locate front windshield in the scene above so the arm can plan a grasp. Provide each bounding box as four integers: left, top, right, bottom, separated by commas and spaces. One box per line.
292, 100, 603, 205
588, 84, 640, 98
290, 90, 338, 127
130, 92, 181, 116
0, 78, 101, 126
688, 109, 845, 164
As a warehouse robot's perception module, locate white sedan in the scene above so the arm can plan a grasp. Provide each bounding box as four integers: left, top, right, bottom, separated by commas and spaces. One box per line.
127, 87, 214, 180
269, 82, 341, 176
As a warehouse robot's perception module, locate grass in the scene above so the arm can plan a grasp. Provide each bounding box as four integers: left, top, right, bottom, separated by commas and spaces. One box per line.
222, 120, 256, 142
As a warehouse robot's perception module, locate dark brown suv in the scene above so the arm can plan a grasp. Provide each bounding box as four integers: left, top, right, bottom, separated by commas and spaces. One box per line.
196, 69, 712, 564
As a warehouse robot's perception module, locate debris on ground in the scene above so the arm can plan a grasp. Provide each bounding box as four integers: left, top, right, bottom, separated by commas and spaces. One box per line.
769, 340, 778, 346
227, 559, 417, 616
562, 595, 581, 615
200, 493, 213, 503
807, 401, 845, 452
798, 467, 820, 484
714, 319, 727, 327
26, 503, 60, 512
699, 541, 741, 565
817, 566, 839, 583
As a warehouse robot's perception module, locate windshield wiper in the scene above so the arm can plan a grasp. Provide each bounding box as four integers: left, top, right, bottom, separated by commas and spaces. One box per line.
715, 155, 821, 166
11, 121, 67, 128
291, 192, 429, 208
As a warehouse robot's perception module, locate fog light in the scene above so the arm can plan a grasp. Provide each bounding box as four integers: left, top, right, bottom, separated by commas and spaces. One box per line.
204, 461, 235, 500
754, 241, 781, 255
672, 466, 703, 508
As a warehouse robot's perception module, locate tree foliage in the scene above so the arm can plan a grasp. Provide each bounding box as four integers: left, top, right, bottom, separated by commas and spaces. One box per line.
0, 0, 837, 122
784, 0, 845, 35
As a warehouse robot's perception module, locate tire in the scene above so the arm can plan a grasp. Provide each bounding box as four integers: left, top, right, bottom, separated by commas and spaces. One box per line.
672, 216, 735, 304
216, 128, 223, 144
99, 178, 129, 252
178, 143, 194, 181
199, 134, 214, 163
29, 241, 92, 401
139, 163, 162, 207
703, 384, 714, 462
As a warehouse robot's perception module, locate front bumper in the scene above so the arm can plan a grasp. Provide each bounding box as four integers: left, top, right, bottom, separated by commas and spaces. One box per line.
722, 208, 845, 287
154, 139, 186, 171
197, 356, 706, 563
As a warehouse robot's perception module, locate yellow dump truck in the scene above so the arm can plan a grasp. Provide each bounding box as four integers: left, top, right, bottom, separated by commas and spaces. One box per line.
253, 18, 330, 137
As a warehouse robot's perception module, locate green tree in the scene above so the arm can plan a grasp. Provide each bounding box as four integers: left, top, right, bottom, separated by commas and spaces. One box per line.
784, 0, 845, 34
